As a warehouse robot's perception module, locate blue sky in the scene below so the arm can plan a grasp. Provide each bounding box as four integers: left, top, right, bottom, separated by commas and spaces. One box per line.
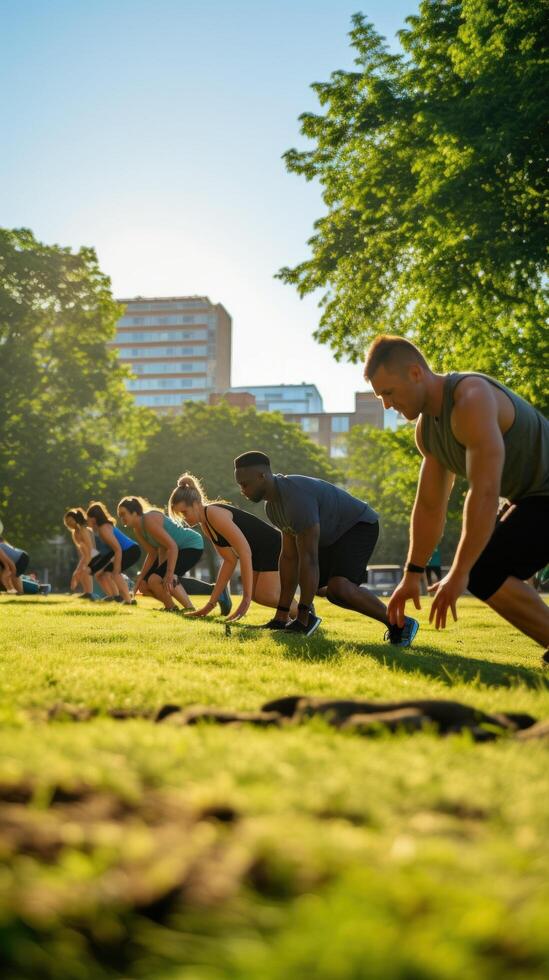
0, 0, 418, 411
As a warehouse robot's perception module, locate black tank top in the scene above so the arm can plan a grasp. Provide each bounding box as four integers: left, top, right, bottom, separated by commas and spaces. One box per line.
204, 504, 278, 549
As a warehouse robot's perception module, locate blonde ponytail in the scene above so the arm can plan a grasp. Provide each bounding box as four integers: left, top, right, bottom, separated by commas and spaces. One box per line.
168, 472, 206, 521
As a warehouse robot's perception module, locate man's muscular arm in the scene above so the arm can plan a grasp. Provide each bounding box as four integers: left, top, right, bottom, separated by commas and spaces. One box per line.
276, 532, 299, 623
295, 524, 321, 624
388, 418, 454, 627
429, 378, 504, 629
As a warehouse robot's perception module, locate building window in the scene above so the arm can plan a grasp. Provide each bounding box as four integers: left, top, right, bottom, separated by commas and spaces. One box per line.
301, 417, 319, 433
114, 329, 207, 344
331, 416, 349, 433
127, 360, 208, 376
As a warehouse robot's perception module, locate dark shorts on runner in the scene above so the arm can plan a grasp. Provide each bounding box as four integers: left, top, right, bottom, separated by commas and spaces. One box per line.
143, 547, 204, 581
89, 544, 141, 575
318, 521, 379, 588
15, 552, 29, 576
468, 496, 549, 601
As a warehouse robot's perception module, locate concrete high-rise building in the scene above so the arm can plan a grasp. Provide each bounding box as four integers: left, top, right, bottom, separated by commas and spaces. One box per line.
113, 296, 231, 411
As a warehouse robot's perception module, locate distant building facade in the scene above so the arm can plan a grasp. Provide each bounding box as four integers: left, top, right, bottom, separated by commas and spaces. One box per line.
224, 386, 385, 458
230, 384, 323, 415
287, 391, 384, 458
113, 296, 231, 411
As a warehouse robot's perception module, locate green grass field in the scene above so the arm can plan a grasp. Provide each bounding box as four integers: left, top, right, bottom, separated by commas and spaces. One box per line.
1, 594, 549, 980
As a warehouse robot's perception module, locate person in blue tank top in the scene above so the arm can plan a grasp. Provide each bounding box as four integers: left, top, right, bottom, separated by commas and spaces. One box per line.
86, 502, 141, 604
0, 521, 30, 595
365, 335, 549, 664
117, 496, 231, 615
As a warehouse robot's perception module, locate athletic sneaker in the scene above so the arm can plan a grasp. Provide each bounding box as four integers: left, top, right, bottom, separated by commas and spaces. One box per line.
285, 613, 323, 637
385, 616, 420, 648
262, 617, 290, 630
218, 587, 232, 617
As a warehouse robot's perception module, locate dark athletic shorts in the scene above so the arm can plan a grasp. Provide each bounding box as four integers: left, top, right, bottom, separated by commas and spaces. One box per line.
143, 547, 203, 581
89, 544, 141, 575
318, 521, 379, 588
468, 496, 549, 601
251, 540, 281, 573
15, 552, 29, 576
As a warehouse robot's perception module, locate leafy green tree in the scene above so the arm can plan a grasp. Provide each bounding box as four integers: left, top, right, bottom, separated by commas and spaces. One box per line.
346, 423, 466, 564
0, 228, 148, 549
125, 401, 340, 517
279, 1, 548, 411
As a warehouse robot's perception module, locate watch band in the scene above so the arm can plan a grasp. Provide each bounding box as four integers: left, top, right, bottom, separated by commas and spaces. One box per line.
406, 562, 425, 574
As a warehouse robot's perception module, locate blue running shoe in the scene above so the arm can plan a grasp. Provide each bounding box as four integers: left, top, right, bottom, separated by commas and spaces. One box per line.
385, 616, 419, 648
285, 613, 322, 637
218, 587, 232, 617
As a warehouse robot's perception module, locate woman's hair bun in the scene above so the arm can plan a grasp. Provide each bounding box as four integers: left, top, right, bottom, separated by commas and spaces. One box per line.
177, 475, 194, 488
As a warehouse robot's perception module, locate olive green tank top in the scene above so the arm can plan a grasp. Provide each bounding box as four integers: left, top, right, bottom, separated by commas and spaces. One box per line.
421, 373, 549, 502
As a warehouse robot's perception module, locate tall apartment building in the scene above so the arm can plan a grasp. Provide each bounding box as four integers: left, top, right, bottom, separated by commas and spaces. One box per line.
113, 296, 231, 411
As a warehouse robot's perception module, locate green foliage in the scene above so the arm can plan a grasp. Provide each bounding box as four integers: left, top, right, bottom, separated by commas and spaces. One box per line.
279, 1, 548, 411
346, 423, 466, 563
1, 596, 549, 978
0, 228, 150, 549
126, 400, 340, 513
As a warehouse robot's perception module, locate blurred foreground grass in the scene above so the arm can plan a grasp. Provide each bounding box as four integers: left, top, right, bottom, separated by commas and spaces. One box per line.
1, 595, 548, 979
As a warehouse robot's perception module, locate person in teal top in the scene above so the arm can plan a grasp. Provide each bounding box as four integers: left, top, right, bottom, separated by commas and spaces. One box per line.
118, 496, 231, 615
365, 335, 549, 665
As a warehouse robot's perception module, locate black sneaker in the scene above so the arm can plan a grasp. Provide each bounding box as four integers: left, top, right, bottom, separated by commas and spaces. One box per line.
262, 617, 290, 630
385, 616, 420, 648
285, 613, 322, 637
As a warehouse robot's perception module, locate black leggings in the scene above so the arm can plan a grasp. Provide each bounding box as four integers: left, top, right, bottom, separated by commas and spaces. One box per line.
89, 544, 141, 575
143, 548, 204, 581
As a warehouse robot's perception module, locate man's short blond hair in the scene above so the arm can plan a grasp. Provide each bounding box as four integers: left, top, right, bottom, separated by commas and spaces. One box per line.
364, 335, 429, 380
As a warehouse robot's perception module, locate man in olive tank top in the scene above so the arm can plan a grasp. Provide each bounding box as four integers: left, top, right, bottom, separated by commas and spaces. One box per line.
364, 336, 549, 665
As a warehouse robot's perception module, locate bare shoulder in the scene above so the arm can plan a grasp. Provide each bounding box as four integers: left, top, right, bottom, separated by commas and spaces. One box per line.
144, 510, 162, 525
452, 377, 501, 445
207, 504, 234, 528
453, 375, 497, 409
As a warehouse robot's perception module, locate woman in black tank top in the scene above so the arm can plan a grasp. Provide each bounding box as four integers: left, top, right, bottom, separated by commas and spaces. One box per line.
168, 473, 298, 622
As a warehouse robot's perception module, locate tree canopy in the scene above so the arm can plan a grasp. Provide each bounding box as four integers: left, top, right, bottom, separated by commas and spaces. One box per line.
0, 228, 148, 549
125, 401, 340, 516
279, 1, 548, 411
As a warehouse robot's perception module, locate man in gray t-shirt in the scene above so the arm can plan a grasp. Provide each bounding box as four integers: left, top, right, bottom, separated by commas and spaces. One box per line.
234, 452, 419, 646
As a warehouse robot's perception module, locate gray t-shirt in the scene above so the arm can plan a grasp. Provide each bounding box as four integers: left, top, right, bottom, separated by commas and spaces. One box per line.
265, 475, 378, 547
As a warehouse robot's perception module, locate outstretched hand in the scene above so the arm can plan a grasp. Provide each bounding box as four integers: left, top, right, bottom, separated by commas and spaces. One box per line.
387, 574, 422, 627
185, 602, 214, 618
225, 597, 251, 622
428, 570, 468, 629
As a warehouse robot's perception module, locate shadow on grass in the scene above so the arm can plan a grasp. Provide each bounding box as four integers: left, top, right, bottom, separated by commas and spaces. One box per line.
246, 624, 547, 688
0, 598, 59, 605
358, 640, 547, 690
